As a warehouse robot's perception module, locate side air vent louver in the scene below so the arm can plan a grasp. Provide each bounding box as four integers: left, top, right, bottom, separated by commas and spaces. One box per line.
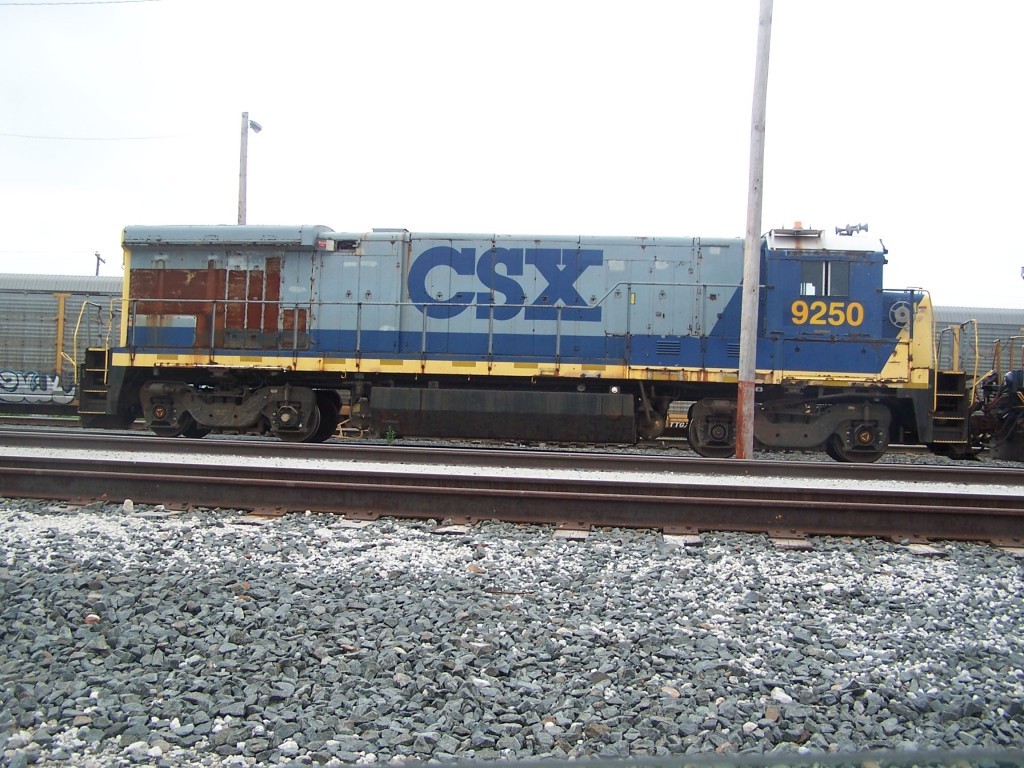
656, 340, 681, 356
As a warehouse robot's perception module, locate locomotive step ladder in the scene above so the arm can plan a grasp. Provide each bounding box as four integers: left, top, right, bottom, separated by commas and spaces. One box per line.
78, 347, 112, 415
929, 370, 970, 447
929, 321, 979, 450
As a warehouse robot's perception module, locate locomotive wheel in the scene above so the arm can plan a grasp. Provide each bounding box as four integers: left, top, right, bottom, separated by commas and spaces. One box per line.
686, 400, 736, 458
637, 413, 667, 441
181, 420, 211, 439
274, 404, 321, 443
308, 394, 340, 443
151, 413, 203, 438
825, 432, 883, 463
688, 432, 736, 458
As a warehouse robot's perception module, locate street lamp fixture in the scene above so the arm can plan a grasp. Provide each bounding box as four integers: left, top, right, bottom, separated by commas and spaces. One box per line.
238, 111, 262, 224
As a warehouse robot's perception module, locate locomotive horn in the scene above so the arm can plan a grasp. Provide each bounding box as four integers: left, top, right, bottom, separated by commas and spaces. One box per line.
836, 223, 868, 236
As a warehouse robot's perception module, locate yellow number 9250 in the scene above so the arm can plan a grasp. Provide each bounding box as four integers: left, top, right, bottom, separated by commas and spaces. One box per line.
790, 300, 864, 327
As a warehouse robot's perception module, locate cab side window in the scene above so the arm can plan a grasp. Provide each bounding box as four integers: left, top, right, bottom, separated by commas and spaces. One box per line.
800, 261, 850, 297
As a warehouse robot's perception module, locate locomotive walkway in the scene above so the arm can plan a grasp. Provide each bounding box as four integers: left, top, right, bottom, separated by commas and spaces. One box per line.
0, 428, 1021, 546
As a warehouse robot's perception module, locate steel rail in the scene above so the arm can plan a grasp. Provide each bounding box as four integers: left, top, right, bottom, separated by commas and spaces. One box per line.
1, 427, 1022, 488
0, 453, 1021, 544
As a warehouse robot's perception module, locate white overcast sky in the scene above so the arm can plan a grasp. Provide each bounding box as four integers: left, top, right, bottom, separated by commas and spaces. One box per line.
1, 0, 1022, 309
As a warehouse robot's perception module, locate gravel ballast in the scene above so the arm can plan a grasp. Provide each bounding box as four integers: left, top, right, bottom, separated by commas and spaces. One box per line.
1, 499, 1022, 767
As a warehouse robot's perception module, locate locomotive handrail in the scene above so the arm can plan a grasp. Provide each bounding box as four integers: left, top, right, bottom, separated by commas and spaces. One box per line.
105, 295, 122, 350
61, 301, 93, 388
124, 296, 315, 358
936, 325, 954, 373
128, 297, 138, 362
935, 319, 981, 412
64, 298, 121, 388
995, 335, 1024, 373
207, 302, 216, 358
117, 278, 847, 375
969, 320, 981, 407
118, 275, 902, 378
936, 320, 972, 373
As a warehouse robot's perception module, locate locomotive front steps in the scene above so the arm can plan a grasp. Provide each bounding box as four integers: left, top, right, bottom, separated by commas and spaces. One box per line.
78, 347, 112, 415
930, 370, 970, 446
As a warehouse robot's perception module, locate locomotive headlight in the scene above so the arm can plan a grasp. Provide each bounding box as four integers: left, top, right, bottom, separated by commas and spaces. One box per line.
610, 386, 620, 394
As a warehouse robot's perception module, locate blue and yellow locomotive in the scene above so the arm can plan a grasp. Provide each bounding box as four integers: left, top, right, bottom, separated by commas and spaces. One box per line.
78, 223, 982, 461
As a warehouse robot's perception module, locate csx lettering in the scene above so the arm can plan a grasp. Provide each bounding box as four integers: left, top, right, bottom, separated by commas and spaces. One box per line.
408, 246, 603, 321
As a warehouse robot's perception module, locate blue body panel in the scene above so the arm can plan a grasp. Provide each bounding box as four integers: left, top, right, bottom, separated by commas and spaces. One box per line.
121, 226, 903, 377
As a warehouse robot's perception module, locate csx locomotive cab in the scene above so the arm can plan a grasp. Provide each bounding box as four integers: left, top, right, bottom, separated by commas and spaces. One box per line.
686, 226, 937, 461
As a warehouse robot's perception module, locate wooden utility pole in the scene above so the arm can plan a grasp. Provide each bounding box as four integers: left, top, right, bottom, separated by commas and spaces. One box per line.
736, 0, 773, 459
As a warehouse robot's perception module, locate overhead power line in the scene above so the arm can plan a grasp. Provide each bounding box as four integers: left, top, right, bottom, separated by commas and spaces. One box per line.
0, 131, 172, 140
0, 0, 161, 6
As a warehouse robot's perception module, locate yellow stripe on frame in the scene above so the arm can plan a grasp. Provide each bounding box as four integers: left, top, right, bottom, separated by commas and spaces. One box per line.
110, 352, 927, 389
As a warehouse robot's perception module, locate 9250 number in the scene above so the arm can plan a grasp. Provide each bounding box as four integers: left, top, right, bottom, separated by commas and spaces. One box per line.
790, 300, 864, 327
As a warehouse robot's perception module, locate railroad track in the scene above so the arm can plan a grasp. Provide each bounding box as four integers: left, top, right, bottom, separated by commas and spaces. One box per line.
0, 427, 1020, 484
1, 429, 1021, 546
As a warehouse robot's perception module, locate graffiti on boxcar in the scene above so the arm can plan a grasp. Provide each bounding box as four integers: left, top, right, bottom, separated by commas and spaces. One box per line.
0, 370, 75, 405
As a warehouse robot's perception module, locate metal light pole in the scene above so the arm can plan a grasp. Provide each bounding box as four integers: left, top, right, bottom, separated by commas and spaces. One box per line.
736, 0, 773, 459
237, 112, 262, 225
